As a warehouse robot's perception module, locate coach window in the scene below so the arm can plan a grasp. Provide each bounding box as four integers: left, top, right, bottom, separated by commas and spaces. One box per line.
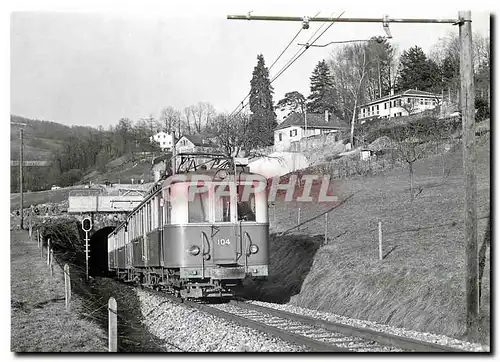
188, 186, 209, 223
165, 190, 171, 225
237, 185, 256, 222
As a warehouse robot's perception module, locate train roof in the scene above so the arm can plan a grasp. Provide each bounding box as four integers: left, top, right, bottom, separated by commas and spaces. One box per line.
163, 168, 267, 186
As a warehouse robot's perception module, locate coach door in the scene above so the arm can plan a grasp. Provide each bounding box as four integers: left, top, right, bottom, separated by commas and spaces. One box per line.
211, 184, 239, 264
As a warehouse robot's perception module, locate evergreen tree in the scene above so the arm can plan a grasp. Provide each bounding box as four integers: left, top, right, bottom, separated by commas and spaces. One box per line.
395, 46, 441, 93
276, 91, 306, 116
249, 54, 276, 147
307, 60, 336, 114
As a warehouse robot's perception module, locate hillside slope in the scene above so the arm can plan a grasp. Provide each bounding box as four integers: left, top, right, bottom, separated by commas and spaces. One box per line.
270, 132, 490, 344
10, 115, 94, 161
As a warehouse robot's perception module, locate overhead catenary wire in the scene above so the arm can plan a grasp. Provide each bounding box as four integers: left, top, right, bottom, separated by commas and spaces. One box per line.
270, 11, 345, 84
229, 11, 344, 120
269, 10, 335, 84
228, 11, 321, 118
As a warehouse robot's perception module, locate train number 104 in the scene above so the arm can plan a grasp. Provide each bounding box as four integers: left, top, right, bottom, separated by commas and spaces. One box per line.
216, 239, 231, 246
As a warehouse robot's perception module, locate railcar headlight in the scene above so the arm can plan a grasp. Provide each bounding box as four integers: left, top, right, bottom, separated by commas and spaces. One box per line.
249, 244, 259, 254
187, 245, 200, 255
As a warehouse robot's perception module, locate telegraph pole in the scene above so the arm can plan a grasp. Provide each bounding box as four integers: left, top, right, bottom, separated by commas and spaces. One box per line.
458, 10, 478, 339
19, 128, 24, 230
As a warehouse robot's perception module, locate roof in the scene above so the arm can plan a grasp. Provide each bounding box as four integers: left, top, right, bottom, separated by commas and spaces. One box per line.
360, 89, 441, 108
178, 134, 215, 147
275, 112, 349, 131
151, 152, 172, 166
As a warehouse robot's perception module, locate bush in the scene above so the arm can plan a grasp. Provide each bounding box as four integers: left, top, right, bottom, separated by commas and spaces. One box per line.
475, 97, 490, 121
58, 169, 83, 187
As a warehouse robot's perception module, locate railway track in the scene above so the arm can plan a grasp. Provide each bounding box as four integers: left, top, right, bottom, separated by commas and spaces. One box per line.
151, 291, 465, 352
226, 300, 466, 352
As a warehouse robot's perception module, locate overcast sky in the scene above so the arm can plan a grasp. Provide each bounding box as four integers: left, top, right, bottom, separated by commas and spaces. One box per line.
9, 1, 491, 128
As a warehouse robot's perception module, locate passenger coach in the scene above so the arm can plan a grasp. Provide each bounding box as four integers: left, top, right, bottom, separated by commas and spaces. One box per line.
108, 157, 269, 298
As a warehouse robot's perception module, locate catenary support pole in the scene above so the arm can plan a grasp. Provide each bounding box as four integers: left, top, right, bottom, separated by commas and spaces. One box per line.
459, 10, 478, 339
19, 128, 24, 230
227, 14, 458, 24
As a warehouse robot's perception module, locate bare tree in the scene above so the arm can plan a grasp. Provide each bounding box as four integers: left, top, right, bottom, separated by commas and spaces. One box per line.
190, 102, 216, 134
205, 112, 252, 157
145, 114, 161, 136
330, 43, 371, 146
183, 106, 194, 135
160, 106, 181, 135
390, 122, 434, 200
399, 97, 419, 116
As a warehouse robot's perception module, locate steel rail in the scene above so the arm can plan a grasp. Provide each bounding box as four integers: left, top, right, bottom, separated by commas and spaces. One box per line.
157, 293, 349, 352
231, 300, 466, 352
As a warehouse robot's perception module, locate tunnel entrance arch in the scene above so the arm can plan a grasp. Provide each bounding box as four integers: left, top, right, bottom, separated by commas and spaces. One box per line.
89, 226, 115, 276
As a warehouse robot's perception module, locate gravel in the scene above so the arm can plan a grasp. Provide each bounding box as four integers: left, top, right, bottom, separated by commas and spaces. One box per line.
135, 288, 489, 352
211, 303, 404, 352
135, 289, 308, 352
249, 300, 490, 352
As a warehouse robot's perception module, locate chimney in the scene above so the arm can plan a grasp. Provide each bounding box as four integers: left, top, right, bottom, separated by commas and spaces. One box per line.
324, 110, 329, 122
390, 88, 394, 96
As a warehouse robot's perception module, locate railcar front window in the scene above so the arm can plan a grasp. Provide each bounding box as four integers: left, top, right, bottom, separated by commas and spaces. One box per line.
214, 185, 231, 222
188, 187, 209, 223
237, 186, 256, 221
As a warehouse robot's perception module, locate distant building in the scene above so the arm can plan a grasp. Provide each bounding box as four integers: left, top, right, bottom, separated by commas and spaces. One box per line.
150, 132, 173, 151
358, 89, 442, 122
175, 134, 216, 154
151, 153, 172, 182
274, 111, 349, 152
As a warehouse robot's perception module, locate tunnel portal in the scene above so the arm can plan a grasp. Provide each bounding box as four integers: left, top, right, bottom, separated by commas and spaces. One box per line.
89, 226, 115, 276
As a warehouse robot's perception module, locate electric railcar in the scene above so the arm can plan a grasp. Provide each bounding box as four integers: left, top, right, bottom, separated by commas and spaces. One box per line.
107, 158, 269, 298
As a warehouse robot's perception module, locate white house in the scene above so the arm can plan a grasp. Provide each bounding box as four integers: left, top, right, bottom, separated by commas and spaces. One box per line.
358, 89, 442, 122
175, 134, 216, 154
274, 111, 349, 152
149, 131, 173, 151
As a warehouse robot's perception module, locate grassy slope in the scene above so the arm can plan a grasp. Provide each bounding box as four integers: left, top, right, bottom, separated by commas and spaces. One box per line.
82, 158, 154, 185
10, 229, 107, 352
10, 187, 78, 211
273, 133, 490, 343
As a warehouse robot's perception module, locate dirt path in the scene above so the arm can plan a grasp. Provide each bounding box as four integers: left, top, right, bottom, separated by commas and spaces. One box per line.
10, 228, 107, 352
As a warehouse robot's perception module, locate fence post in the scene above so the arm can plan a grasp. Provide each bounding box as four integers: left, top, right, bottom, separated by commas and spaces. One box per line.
40, 236, 43, 259
297, 208, 301, 228
47, 238, 51, 266
37, 230, 40, 248
325, 213, 328, 245
108, 297, 117, 352
64, 264, 71, 311
378, 221, 383, 260
50, 249, 54, 277
273, 204, 276, 225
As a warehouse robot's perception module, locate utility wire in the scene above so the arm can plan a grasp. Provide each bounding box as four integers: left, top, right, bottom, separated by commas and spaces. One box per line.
229, 11, 344, 120
228, 11, 321, 118
270, 11, 345, 85
269, 11, 332, 84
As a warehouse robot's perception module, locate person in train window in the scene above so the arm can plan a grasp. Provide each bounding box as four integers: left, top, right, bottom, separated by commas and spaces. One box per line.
237, 192, 256, 221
